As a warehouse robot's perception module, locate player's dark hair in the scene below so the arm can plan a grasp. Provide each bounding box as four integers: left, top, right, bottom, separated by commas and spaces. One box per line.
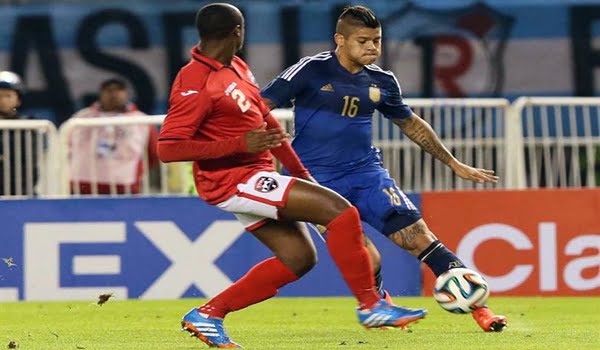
336, 5, 380, 34
196, 3, 243, 40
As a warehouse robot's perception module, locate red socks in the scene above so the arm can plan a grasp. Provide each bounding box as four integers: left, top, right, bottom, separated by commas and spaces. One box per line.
199, 257, 299, 318
200, 207, 380, 317
325, 207, 380, 310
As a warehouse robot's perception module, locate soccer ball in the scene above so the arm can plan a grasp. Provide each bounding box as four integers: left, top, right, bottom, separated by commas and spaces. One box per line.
433, 268, 490, 314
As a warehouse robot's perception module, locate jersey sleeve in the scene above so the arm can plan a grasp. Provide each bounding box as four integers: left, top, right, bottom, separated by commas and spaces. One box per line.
158, 79, 247, 162
256, 95, 272, 116
376, 73, 413, 120
264, 113, 310, 179
159, 80, 212, 141
260, 59, 312, 108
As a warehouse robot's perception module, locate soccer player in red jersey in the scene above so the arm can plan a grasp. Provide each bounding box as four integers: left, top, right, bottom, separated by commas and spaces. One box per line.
158, 3, 426, 348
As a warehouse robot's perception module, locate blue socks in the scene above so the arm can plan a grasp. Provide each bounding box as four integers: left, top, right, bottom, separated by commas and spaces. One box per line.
418, 240, 465, 277
374, 268, 385, 297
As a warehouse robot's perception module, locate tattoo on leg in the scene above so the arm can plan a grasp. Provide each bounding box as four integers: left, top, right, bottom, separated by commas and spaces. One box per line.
391, 223, 425, 251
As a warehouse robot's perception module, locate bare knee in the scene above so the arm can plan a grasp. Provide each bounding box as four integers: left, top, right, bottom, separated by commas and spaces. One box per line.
297, 178, 353, 221
278, 248, 317, 277
320, 193, 353, 225
298, 191, 352, 226
388, 219, 437, 257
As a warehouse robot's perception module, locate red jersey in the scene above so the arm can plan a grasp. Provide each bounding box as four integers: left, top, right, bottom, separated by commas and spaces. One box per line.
159, 48, 276, 204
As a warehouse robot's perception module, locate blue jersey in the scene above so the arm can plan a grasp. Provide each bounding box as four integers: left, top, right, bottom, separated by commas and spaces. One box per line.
261, 51, 413, 181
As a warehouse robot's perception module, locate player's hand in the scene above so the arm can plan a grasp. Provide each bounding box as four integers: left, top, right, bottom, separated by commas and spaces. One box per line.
245, 123, 289, 153
449, 159, 499, 184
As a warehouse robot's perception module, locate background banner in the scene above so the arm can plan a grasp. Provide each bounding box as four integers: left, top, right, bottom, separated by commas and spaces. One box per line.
421, 189, 600, 296
2, 1, 600, 123
0, 196, 421, 301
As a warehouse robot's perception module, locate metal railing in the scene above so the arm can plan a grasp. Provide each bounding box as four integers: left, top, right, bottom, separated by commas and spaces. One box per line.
0, 119, 58, 197
1, 97, 599, 198
58, 113, 294, 197
57, 115, 179, 196
512, 97, 600, 188
274, 97, 600, 191
374, 98, 512, 191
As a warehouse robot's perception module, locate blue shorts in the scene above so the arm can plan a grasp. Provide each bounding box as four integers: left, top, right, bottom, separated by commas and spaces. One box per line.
319, 169, 422, 236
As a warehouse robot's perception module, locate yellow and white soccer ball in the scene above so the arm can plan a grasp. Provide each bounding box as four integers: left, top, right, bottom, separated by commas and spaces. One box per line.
433, 268, 490, 314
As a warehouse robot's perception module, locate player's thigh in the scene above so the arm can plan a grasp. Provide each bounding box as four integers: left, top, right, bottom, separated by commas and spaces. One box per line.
278, 179, 352, 226
353, 171, 422, 236
251, 220, 317, 277
217, 171, 297, 232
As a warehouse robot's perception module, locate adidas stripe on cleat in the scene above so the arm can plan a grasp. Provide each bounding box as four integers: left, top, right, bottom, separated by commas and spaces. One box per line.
357, 300, 427, 330
181, 308, 241, 348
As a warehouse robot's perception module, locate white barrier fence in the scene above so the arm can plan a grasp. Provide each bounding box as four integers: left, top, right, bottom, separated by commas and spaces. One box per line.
0, 119, 58, 196
57, 113, 295, 197
1, 97, 599, 197
513, 97, 600, 188
58, 115, 170, 196
374, 98, 512, 191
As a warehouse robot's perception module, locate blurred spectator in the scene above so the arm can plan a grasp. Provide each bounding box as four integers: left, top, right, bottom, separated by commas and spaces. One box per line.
0, 71, 39, 196
69, 78, 158, 195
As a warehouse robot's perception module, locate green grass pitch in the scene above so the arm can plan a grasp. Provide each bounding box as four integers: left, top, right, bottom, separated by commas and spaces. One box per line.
1, 297, 599, 349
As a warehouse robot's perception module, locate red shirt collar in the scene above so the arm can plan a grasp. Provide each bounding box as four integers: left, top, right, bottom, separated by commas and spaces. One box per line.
191, 47, 223, 70
191, 47, 243, 77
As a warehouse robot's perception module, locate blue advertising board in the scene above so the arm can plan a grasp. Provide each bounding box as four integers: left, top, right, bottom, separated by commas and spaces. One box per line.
0, 196, 421, 301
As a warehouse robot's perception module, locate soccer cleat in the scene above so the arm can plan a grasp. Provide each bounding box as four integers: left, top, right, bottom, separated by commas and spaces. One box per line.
472, 306, 508, 332
381, 290, 394, 304
181, 308, 241, 348
357, 300, 427, 329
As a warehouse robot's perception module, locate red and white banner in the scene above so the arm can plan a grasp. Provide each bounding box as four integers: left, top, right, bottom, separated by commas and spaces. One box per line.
421, 189, 600, 296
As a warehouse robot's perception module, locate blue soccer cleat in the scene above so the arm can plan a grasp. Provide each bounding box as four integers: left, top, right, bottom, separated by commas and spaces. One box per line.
357, 300, 427, 329
381, 289, 394, 304
181, 308, 241, 348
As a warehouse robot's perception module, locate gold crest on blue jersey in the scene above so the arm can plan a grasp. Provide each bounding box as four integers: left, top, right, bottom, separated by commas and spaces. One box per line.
369, 86, 381, 103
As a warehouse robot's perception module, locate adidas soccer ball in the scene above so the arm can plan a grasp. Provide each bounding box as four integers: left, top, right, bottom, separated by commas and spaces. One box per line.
433, 268, 490, 314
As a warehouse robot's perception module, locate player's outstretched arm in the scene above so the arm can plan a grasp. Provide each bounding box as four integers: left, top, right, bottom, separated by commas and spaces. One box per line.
394, 115, 498, 184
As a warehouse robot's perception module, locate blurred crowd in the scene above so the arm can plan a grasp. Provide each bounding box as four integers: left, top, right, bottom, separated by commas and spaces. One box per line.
0, 71, 38, 196
0, 71, 160, 196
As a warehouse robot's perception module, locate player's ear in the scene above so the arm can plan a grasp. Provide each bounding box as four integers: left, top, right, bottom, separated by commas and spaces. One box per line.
230, 24, 244, 41
334, 33, 345, 47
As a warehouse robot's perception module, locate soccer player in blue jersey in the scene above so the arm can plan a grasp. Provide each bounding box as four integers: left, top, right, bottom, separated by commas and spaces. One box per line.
262, 5, 507, 332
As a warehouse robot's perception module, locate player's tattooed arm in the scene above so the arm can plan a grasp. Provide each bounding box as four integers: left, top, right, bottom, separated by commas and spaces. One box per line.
394, 114, 455, 165
394, 115, 499, 184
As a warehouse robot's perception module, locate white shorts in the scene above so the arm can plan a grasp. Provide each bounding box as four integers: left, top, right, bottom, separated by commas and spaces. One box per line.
216, 171, 297, 231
